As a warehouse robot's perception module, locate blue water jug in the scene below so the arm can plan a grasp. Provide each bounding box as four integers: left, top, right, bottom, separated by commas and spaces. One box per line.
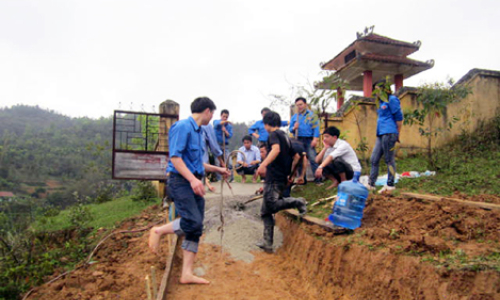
328, 171, 368, 230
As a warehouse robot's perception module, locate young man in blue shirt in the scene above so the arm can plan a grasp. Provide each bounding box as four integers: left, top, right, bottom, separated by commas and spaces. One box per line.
256, 111, 307, 253
236, 135, 261, 183
289, 97, 321, 184
213, 109, 234, 182
148, 97, 230, 284
367, 79, 404, 193
248, 107, 289, 147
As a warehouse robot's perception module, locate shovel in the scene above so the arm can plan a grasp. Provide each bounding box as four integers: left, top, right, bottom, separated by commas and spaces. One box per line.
234, 194, 263, 211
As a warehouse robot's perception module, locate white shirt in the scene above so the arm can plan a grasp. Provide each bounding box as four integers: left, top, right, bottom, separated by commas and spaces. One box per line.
237, 145, 261, 167
325, 138, 362, 172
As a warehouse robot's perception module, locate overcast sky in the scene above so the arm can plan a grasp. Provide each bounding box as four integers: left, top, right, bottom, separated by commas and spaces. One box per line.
1, 0, 499, 123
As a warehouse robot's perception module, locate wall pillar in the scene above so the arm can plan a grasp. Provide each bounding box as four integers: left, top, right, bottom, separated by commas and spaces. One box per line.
363, 70, 373, 97
395, 74, 404, 92
158, 100, 179, 199
337, 87, 344, 111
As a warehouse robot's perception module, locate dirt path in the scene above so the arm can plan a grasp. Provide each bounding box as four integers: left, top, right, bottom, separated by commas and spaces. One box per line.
26, 184, 500, 300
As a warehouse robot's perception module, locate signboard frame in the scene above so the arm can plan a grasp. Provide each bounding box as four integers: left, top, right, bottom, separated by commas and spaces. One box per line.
112, 110, 178, 180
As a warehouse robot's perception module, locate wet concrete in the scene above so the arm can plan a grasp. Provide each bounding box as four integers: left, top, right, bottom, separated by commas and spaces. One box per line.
202, 182, 283, 263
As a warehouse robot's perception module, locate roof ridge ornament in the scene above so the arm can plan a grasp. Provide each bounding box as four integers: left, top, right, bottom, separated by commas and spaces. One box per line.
356, 25, 375, 39
413, 40, 422, 47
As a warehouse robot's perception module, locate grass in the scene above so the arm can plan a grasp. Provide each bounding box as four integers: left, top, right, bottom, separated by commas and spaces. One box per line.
32, 197, 155, 232
293, 140, 500, 220
421, 249, 500, 272
292, 184, 336, 219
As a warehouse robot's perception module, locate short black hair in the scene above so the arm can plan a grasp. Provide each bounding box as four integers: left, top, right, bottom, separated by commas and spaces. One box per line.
259, 143, 267, 149
261, 107, 271, 114
295, 97, 307, 104
242, 135, 253, 143
262, 111, 281, 127
191, 97, 216, 113
221, 109, 229, 116
323, 126, 340, 138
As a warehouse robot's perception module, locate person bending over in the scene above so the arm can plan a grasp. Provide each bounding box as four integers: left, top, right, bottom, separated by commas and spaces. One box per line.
256, 111, 307, 253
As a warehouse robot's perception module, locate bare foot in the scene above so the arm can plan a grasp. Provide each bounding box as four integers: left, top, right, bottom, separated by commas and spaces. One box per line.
180, 274, 210, 284
148, 227, 162, 254
207, 185, 216, 192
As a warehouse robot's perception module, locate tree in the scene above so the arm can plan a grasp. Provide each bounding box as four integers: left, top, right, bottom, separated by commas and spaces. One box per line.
403, 79, 471, 168
268, 72, 348, 133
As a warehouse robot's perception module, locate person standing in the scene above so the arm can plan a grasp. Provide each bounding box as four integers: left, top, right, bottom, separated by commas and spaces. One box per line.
256, 111, 307, 253
213, 109, 234, 182
315, 126, 362, 189
148, 97, 230, 284
236, 135, 261, 183
289, 97, 321, 184
367, 79, 404, 193
248, 107, 289, 147
201, 124, 225, 192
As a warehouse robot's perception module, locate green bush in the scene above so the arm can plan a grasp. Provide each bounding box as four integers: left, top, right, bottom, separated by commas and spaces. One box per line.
94, 183, 114, 204
68, 192, 93, 230
131, 181, 158, 202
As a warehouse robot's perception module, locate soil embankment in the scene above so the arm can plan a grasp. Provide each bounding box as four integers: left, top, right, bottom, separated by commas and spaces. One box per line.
27, 185, 500, 299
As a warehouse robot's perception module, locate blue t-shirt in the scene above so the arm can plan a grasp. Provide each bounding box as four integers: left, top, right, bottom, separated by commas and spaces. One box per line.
167, 116, 205, 176
248, 120, 289, 142
202, 124, 222, 164
376, 95, 404, 136
289, 109, 320, 138
213, 119, 233, 145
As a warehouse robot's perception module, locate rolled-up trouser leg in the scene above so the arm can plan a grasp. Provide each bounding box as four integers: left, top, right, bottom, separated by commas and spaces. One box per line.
168, 173, 205, 253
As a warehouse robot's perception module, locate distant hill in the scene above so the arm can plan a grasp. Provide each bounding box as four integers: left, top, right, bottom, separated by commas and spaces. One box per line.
0, 105, 252, 203
0, 105, 112, 198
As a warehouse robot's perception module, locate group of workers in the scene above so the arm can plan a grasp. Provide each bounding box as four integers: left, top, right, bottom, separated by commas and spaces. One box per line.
148, 79, 403, 284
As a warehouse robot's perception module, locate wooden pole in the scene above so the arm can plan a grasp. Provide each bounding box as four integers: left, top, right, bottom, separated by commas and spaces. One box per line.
311, 195, 337, 207
145, 275, 152, 300
151, 266, 157, 300
401, 192, 500, 211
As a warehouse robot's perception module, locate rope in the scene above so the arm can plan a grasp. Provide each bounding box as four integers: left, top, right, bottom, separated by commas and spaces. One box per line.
218, 123, 246, 257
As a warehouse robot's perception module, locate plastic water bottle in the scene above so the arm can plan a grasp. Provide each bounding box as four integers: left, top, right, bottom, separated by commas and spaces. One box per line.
328, 171, 369, 230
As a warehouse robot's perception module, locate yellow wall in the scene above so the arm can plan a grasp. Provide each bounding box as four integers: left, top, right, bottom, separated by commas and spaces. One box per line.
323, 69, 500, 158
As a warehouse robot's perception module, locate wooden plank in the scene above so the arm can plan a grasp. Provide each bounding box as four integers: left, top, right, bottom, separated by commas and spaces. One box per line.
401, 192, 500, 210
311, 195, 336, 207
156, 235, 180, 300
281, 209, 348, 234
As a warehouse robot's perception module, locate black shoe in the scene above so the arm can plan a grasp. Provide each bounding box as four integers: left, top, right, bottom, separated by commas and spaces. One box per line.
257, 226, 274, 253
297, 197, 307, 216
256, 240, 273, 253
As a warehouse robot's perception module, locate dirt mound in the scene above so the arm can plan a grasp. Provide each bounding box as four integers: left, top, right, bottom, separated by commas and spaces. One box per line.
27, 210, 167, 300
27, 194, 500, 299
168, 194, 499, 299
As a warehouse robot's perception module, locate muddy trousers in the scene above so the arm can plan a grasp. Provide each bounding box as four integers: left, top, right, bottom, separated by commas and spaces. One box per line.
259, 182, 305, 251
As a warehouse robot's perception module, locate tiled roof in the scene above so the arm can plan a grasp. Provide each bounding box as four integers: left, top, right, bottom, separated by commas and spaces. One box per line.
359, 33, 419, 49
455, 68, 500, 86
0, 191, 15, 197
358, 53, 433, 68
